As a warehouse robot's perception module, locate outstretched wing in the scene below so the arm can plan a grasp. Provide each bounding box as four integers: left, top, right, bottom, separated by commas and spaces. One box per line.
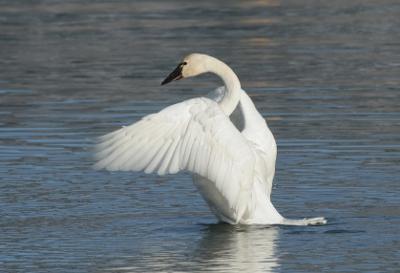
94, 97, 255, 220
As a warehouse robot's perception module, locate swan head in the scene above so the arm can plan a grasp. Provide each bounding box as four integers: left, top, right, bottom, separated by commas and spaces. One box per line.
161, 53, 209, 85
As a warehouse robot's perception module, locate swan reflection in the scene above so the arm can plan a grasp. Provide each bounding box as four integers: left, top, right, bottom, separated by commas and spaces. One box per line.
107, 224, 279, 273
194, 224, 279, 273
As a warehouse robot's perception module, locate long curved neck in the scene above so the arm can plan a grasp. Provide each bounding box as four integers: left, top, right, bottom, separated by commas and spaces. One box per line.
206, 57, 241, 115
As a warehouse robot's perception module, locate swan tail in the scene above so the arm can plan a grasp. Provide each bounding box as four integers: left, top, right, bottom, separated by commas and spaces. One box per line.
280, 217, 327, 226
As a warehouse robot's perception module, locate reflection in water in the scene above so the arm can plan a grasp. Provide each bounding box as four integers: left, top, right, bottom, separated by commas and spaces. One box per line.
194, 225, 279, 273
108, 224, 279, 273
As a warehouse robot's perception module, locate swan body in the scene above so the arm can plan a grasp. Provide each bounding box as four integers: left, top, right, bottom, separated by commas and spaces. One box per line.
94, 53, 326, 226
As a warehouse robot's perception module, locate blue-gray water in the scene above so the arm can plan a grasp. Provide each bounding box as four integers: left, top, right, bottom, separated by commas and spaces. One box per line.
1, 1, 399, 272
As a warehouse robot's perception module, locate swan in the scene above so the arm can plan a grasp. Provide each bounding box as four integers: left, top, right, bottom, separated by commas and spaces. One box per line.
94, 53, 326, 226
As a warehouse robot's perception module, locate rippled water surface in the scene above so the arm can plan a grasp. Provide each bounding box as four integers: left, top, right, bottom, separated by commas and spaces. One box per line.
1, 1, 399, 272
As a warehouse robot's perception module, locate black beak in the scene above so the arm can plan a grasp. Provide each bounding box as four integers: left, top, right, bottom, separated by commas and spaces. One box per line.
161, 63, 184, 85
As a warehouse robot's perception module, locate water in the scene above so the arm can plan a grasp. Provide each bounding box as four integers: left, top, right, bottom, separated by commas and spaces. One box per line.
1, 0, 399, 272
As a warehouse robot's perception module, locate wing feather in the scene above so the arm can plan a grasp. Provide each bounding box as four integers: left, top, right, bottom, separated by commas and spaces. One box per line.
94, 98, 255, 220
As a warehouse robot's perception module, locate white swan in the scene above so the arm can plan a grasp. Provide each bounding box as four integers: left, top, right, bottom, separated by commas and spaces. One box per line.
94, 53, 326, 226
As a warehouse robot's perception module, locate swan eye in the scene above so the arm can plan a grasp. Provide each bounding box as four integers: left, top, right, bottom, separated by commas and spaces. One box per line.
182, 62, 187, 66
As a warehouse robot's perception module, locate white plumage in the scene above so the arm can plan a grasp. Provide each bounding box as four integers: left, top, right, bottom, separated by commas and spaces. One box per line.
94, 53, 326, 225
